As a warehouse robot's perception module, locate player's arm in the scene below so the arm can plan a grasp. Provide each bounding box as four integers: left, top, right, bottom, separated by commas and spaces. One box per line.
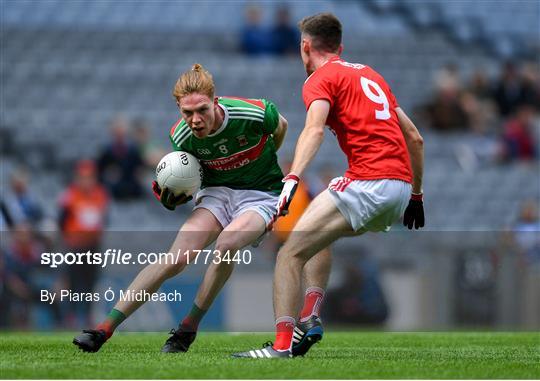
272, 113, 288, 151
396, 107, 423, 194
273, 100, 329, 218
396, 107, 425, 229
289, 100, 329, 177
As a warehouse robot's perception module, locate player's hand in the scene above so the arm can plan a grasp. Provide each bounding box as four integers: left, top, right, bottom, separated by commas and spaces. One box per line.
274, 173, 299, 219
151, 181, 192, 211
403, 193, 425, 230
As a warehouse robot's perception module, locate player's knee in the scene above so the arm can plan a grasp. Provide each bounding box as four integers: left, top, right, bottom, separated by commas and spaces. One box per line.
277, 244, 309, 265
162, 255, 188, 277
214, 240, 239, 257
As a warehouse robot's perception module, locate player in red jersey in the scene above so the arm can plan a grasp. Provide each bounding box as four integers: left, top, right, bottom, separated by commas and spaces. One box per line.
234, 13, 424, 358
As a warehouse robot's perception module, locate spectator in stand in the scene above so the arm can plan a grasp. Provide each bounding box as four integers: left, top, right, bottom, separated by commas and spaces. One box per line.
465, 70, 499, 134
97, 116, 145, 200
132, 118, 165, 169
240, 5, 273, 56
453, 106, 500, 170
58, 160, 109, 327
460, 90, 485, 133
3, 167, 44, 228
499, 105, 537, 162
424, 63, 470, 131
520, 62, 540, 111
323, 253, 389, 325
270, 6, 299, 55
1, 223, 62, 328
434, 63, 462, 95
469, 69, 492, 101
493, 61, 526, 117
425, 84, 469, 131
511, 200, 540, 265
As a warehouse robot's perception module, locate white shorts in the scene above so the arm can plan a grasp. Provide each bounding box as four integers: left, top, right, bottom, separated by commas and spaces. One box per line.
327, 177, 411, 233
193, 187, 278, 228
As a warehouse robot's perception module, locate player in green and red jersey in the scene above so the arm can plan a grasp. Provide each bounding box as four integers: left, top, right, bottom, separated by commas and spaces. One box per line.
73, 64, 332, 354
168, 96, 284, 195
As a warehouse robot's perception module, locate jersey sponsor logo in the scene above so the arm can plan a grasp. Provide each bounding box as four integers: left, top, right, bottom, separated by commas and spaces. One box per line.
236, 135, 248, 147
201, 135, 269, 171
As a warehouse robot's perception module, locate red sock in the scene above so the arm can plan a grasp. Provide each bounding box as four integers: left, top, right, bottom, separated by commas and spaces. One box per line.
273, 316, 295, 351
179, 304, 207, 332
299, 287, 325, 322
95, 321, 114, 339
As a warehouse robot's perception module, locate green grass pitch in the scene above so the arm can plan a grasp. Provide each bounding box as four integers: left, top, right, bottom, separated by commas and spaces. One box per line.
1, 332, 538, 379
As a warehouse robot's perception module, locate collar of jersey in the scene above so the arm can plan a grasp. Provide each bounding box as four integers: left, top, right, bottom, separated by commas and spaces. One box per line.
305, 55, 341, 84
207, 103, 229, 138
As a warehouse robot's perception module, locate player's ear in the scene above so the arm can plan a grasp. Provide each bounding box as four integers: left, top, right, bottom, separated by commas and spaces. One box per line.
214, 97, 219, 106
176, 99, 181, 109
337, 44, 344, 55
302, 39, 310, 55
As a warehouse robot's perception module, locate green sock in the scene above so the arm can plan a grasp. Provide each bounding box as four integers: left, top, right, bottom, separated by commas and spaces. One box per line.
97, 308, 127, 338
180, 304, 207, 332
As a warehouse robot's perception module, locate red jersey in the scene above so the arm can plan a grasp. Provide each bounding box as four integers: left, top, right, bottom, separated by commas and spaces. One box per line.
302, 56, 412, 183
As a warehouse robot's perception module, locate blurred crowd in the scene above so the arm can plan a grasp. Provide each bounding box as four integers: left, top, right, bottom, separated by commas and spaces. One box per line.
420, 60, 540, 167
0, 116, 165, 329
240, 5, 299, 56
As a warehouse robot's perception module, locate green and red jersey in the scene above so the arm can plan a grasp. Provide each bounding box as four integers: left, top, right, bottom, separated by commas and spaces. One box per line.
169, 97, 284, 194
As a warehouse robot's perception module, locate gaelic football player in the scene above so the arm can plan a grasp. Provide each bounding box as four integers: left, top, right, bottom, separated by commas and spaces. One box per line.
73, 64, 332, 353
235, 13, 425, 358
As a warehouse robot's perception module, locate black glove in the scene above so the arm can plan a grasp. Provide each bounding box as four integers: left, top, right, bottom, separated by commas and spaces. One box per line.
151, 181, 192, 211
403, 193, 425, 230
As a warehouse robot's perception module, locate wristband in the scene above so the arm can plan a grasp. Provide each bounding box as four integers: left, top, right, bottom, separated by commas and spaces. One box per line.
283, 173, 300, 183
411, 193, 423, 201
